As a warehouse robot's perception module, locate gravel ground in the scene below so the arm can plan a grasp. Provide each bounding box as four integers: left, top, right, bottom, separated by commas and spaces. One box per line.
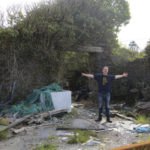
0, 104, 150, 150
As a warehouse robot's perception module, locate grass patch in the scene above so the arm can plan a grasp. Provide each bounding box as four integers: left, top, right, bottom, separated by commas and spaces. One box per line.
33, 143, 57, 150
69, 108, 78, 117
48, 135, 58, 140
135, 115, 150, 124
63, 108, 79, 122
0, 130, 8, 140
136, 135, 150, 144
65, 108, 78, 119
68, 129, 98, 144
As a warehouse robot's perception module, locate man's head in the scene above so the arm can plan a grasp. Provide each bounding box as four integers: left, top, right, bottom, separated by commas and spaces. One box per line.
102, 66, 109, 75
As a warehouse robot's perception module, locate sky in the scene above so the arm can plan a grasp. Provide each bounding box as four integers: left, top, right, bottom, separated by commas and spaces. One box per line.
0, 0, 150, 51
118, 0, 150, 51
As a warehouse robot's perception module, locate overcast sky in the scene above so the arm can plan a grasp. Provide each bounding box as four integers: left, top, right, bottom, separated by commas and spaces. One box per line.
0, 0, 150, 51
118, 0, 150, 51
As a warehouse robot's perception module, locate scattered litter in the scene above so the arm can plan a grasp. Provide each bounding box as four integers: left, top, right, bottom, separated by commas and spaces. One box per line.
56, 131, 74, 137
82, 137, 103, 146
11, 127, 27, 134
0, 125, 4, 129
88, 113, 96, 119
133, 127, 150, 133
71, 103, 84, 108
0, 109, 67, 132
1, 83, 70, 117
60, 137, 69, 142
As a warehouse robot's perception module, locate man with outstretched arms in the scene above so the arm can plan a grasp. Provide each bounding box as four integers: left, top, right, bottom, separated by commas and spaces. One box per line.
82, 66, 128, 123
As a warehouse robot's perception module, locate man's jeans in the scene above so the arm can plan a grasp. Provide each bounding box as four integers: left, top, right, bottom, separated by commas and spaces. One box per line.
98, 92, 110, 117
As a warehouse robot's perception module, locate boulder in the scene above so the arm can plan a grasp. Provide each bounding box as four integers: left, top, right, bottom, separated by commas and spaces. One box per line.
134, 102, 150, 115
71, 119, 95, 129
70, 119, 104, 129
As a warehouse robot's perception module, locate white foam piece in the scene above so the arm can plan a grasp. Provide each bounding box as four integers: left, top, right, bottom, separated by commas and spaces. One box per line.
51, 91, 72, 112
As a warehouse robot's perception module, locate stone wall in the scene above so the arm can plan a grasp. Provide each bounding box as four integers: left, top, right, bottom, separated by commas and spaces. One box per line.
88, 52, 150, 104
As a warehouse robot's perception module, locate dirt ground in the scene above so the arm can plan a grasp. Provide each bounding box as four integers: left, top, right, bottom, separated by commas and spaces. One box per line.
0, 103, 150, 150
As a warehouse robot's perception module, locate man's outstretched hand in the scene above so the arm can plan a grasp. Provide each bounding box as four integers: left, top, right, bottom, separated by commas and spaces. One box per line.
123, 72, 128, 77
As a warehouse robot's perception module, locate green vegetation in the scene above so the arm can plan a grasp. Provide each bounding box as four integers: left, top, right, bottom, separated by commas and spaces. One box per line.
33, 143, 57, 150
0, 0, 130, 102
146, 41, 150, 63
0, 130, 8, 140
48, 135, 58, 141
68, 129, 98, 144
135, 115, 150, 124
69, 108, 78, 117
112, 47, 146, 65
65, 108, 79, 120
136, 135, 150, 147
125, 111, 137, 119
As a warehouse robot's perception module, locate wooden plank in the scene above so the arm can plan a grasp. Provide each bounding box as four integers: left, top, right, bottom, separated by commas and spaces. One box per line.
56, 127, 105, 131
37, 109, 68, 118
0, 109, 68, 132
111, 112, 134, 121
0, 114, 32, 132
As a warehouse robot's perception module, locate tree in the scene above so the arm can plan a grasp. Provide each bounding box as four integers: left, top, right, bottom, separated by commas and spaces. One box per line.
112, 46, 146, 66
145, 40, 150, 63
0, 0, 130, 100
16, 0, 130, 52
129, 41, 139, 52
0, 11, 5, 28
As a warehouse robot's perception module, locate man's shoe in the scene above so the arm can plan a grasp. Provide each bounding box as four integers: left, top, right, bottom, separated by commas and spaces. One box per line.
107, 118, 112, 123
